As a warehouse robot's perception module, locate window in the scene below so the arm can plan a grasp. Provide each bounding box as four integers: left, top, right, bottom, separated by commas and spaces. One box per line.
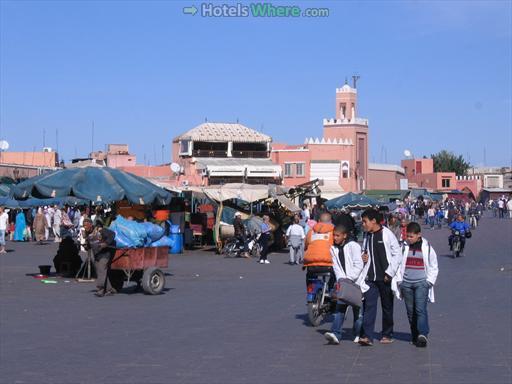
284, 163, 293, 177
296, 163, 305, 177
179, 140, 191, 155
342, 162, 349, 178
442, 178, 451, 188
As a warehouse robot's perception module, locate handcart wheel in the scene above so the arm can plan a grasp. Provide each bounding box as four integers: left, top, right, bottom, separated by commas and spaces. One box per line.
142, 267, 165, 295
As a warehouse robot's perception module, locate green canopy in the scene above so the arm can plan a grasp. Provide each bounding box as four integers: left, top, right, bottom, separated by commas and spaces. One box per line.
12, 167, 172, 205
325, 192, 379, 210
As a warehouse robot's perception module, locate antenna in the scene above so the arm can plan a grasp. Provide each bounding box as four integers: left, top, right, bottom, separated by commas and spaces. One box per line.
43, 128, 46, 148
91, 121, 95, 154
161, 144, 164, 164
56, 129, 59, 154
352, 75, 360, 89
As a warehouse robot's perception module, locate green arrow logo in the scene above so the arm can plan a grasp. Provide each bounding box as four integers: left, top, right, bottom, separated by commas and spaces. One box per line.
183, 5, 198, 16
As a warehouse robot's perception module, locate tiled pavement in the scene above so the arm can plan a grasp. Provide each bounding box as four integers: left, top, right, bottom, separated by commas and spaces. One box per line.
1, 214, 511, 384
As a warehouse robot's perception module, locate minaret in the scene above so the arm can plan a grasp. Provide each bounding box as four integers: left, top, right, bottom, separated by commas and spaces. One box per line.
335, 80, 357, 121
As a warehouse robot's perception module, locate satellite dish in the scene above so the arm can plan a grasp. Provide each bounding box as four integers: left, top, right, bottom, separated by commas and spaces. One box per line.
0, 140, 9, 151
403, 149, 412, 158
170, 162, 181, 173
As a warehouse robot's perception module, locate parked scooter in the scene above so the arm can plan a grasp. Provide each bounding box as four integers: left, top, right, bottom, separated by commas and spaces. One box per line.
222, 232, 261, 258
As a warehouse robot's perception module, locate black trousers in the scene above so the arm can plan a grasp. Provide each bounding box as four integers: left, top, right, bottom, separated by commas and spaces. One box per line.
362, 280, 394, 341
258, 233, 270, 260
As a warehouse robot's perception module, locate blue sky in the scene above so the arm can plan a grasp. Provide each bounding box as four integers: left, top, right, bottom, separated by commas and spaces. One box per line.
1, 0, 511, 167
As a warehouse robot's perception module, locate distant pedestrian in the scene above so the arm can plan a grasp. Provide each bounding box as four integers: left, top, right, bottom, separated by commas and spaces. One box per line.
258, 215, 272, 264
33, 208, 48, 244
0, 207, 9, 253
395, 222, 439, 347
14, 210, 27, 242
427, 207, 435, 229
286, 215, 305, 265
53, 206, 62, 242
498, 199, 505, 219
44, 207, 52, 240
302, 204, 310, 222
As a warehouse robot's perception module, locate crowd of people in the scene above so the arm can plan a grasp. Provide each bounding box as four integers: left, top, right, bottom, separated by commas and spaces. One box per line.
0, 205, 109, 245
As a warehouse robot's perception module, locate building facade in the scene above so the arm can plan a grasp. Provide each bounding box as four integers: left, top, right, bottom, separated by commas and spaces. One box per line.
0, 150, 60, 180
401, 158, 457, 192
90, 144, 136, 168
271, 82, 368, 196
171, 122, 282, 187
367, 163, 406, 190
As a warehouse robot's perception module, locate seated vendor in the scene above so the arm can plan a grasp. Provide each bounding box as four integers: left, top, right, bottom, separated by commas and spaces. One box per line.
83, 219, 117, 297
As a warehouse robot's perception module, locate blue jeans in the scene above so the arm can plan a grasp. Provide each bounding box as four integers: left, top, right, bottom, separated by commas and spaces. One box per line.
0, 229, 5, 246
400, 280, 430, 341
330, 302, 362, 340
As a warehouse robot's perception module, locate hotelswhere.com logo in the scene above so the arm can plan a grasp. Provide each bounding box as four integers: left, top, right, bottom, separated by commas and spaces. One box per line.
183, 3, 330, 18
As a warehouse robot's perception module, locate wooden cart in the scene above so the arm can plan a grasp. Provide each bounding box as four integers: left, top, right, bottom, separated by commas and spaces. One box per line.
110, 246, 169, 295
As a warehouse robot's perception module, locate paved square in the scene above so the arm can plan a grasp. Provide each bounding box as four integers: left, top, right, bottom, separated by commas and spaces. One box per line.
1, 215, 511, 384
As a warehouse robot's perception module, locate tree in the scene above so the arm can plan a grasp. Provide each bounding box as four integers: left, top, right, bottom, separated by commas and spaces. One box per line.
431, 150, 470, 176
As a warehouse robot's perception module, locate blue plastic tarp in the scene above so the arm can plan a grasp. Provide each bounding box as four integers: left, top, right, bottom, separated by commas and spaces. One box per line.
12, 167, 172, 205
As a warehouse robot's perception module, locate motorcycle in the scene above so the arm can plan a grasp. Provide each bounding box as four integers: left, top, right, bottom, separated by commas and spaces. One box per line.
469, 214, 478, 229
222, 232, 261, 258
451, 230, 462, 258
306, 266, 335, 326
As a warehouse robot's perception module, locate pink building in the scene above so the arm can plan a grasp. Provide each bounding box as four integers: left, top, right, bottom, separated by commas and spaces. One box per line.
271, 82, 368, 197
90, 144, 136, 168
367, 163, 406, 190
401, 158, 457, 191
455, 176, 482, 198
0, 150, 60, 179
0, 151, 59, 168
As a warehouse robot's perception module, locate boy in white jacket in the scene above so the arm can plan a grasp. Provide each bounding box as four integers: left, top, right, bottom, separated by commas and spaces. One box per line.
324, 225, 364, 345
396, 222, 439, 347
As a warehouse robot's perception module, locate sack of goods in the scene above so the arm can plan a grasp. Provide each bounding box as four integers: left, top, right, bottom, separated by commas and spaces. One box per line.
149, 236, 175, 248
142, 221, 165, 243
110, 215, 148, 248
110, 215, 174, 248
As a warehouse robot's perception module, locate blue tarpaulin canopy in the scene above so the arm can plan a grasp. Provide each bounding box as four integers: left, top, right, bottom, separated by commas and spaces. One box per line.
16, 196, 91, 208
12, 167, 172, 205
325, 192, 379, 210
0, 197, 20, 208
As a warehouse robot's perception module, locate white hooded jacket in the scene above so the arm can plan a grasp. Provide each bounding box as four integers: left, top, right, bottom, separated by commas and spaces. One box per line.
358, 226, 403, 294
395, 237, 439, 302
330, 241, 364, 284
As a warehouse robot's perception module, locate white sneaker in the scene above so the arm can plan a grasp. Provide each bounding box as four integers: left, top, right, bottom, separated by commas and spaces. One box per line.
353, 336, 360, 343
324, 332, 340, 345
264, 260, 270, 264
259, 260, 264, 264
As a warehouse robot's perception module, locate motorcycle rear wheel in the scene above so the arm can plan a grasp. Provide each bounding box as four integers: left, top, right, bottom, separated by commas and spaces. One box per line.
307, 292, 324, 327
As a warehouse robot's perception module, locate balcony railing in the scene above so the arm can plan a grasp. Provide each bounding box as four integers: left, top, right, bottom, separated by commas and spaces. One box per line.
231, 151, 268, 158
192, 150, 228, 158
191, 150, 268, 159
